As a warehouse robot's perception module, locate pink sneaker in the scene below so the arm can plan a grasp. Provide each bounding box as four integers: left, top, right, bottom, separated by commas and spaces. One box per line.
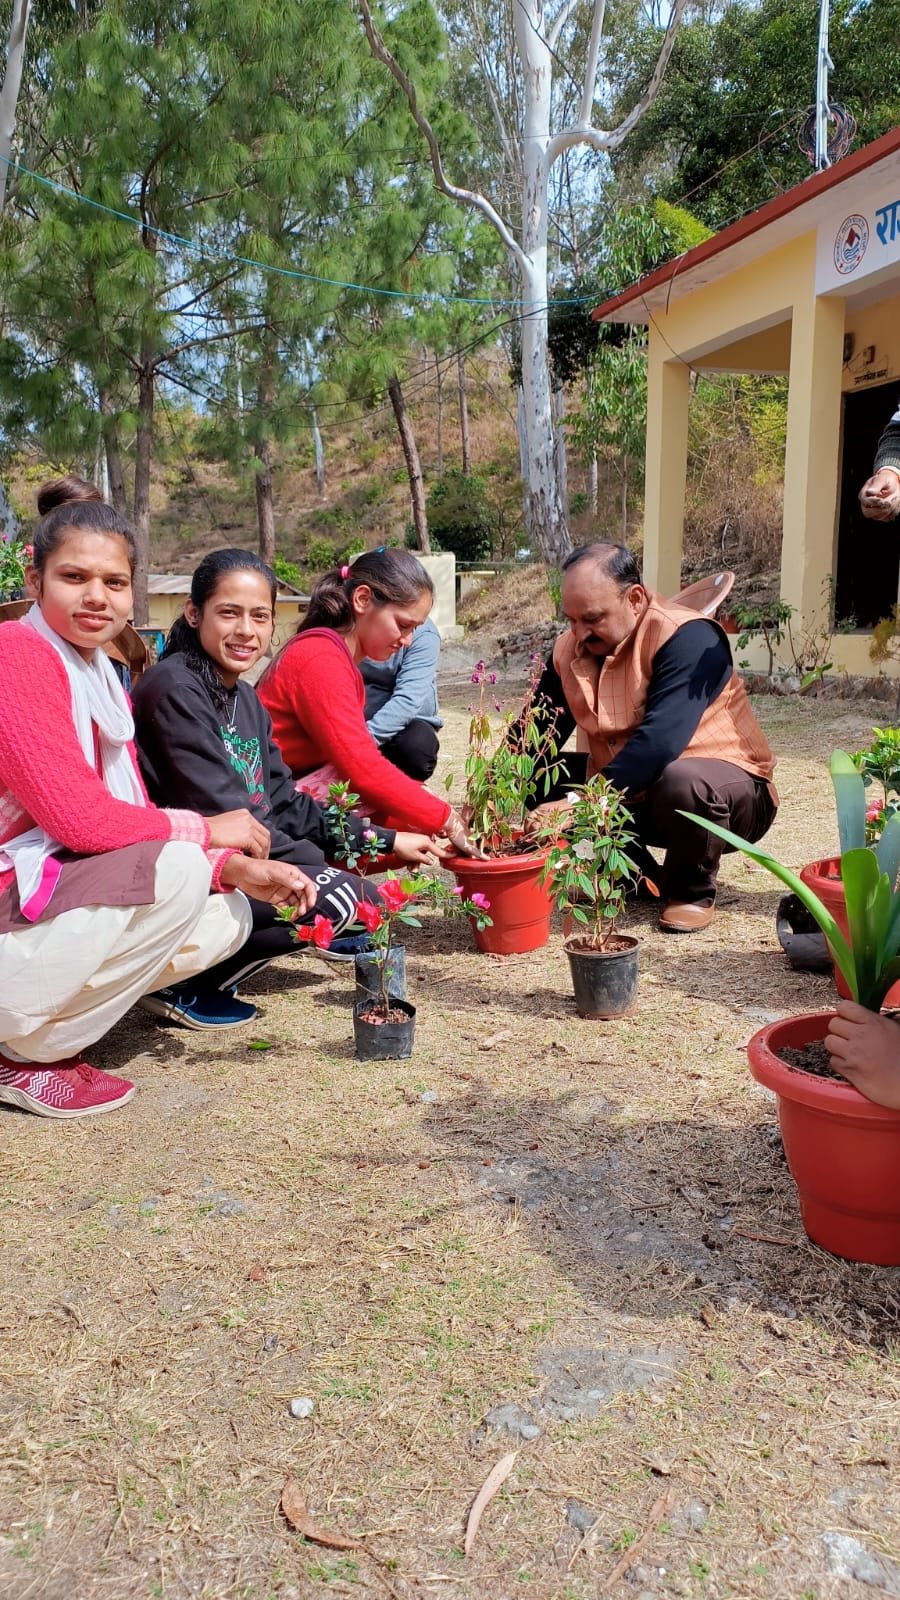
0, 1054, 135, 1118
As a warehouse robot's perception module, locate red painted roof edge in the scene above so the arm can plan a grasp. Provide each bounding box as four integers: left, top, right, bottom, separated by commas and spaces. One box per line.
591, 125, 900, 322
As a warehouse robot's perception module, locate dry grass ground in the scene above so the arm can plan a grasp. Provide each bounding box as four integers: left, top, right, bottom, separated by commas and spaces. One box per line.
2, 690, 899, 1600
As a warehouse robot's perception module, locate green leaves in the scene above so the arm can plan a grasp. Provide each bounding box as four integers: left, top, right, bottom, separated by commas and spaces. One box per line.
541, 777, 639, 950
830, 749, 867, 855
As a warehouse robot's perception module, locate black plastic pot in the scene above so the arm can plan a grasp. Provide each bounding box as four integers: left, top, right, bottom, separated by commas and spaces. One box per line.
775, 893, 831, 973
354, 945, 407, 1004
352, 997, 416, 1060
564, 935, 639, 1019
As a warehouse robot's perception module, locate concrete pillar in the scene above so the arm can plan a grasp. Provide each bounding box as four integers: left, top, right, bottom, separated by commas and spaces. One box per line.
781, 291, 845, 633
642, 327, 691, 595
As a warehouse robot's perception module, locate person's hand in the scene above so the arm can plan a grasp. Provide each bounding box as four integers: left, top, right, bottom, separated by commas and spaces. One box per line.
393, 831, 450, 866
859, 467, 900, 521
825, 1000, 900, 1107
207, 808, 271, 859
443, 807, 487, 859
523, 798, 575, 837
221, 855, 316, 916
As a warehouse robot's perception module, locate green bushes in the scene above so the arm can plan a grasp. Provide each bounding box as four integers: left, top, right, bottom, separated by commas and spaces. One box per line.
426, 470, 493, 562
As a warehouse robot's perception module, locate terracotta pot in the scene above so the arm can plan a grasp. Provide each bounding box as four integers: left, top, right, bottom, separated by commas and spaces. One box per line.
747, 1011, 900, 1265
799, 856, 850, 998
448, 850, 553, 955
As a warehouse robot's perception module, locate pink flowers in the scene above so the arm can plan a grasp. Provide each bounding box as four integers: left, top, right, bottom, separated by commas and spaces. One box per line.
297, 914, 335, 949
354, 899, 384, 933
470, 891, 491, 911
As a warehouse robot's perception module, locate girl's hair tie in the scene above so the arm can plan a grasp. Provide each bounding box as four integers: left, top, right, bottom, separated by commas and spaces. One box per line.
340, 564, 350, 579
375, 544, 385, 553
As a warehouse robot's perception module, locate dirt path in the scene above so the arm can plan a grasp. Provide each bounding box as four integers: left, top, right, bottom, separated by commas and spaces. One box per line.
2, 691, 898, 1600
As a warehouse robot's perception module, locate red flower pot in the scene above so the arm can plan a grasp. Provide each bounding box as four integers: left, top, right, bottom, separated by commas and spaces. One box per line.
799, 856, 850, 998
448, 850, 553, 955
747, 1011, 900, 1265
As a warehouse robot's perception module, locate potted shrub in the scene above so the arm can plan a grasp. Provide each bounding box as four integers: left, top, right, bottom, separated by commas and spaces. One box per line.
446, 659, 562, 955
800, 747, 900, 997
681, 789, 900, 1265
0, 536, 31, 602
539, 777, 649, 1018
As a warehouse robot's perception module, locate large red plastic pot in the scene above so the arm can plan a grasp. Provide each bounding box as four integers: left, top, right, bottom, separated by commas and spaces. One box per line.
799, 856, 850, 998
448, 850, 553, 955
747, 1011, 900, 1265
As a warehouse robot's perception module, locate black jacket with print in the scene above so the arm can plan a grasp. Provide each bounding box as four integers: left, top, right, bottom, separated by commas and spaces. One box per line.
132, 652, 394, 867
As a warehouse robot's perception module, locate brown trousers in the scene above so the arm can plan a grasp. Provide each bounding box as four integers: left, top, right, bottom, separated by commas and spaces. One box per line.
630, 757, 777, 905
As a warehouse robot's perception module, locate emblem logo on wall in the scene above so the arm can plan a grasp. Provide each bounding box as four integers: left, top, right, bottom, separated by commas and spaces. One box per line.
833, 214, 869, 275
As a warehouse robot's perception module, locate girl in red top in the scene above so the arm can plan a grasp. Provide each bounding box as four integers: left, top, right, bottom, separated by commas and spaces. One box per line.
258, 549, 475, 854
0, 481, 309, 1120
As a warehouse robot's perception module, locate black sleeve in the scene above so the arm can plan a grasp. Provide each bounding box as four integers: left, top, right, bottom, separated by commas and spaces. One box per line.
603, 621, 733, 796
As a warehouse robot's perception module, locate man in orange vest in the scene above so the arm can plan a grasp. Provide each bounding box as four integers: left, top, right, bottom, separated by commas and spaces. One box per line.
525, 542, 778, 933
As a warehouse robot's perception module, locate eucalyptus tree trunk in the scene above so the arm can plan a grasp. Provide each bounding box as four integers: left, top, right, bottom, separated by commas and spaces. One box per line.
0, 0, 31, 213
512, 0, 569, 567
99, 391, 128, 516
311, 406, 325, 496
254, 350, 276, 564
588, 452, 598, 517
388, 373, 430, 552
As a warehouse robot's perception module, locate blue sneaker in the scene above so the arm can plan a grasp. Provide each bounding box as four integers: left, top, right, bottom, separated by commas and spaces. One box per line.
138, 985, 258, 1030
309, 932, 373, 966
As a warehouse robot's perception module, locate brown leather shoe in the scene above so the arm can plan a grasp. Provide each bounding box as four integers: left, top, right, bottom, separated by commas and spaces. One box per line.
659, 900, 716, 932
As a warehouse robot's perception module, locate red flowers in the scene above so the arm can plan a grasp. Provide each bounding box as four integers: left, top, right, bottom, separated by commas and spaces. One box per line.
354, 899, 384, 933
297, 915, 335, 949
378, 879, 411, 914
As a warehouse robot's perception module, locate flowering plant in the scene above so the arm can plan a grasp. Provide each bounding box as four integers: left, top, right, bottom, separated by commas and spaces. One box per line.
0, 536, 32, 601
537, 776, 649, 949
322, 780, 383, 871
451, 658, 561, 854
850, 727, 900, 845
284, 873, 492, 1020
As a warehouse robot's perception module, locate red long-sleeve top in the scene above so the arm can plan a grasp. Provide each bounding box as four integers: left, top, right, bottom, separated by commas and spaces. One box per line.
258, 628, 451, 834
0, 622, 230, 902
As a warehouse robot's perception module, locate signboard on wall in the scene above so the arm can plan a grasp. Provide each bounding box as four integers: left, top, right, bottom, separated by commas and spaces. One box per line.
816, 159, 900, 296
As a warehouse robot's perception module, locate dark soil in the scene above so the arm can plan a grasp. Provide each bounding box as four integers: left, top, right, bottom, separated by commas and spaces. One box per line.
565, 934, 636, 955
778, 1040, 846, 1081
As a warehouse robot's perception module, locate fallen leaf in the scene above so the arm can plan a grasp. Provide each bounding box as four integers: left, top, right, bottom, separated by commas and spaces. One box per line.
248, 1038, 275, 1052
247, 1264, 267, 1284
699, 1302, 716, 1328
464, 1451, 518, 1556
645, 1453, 675, 1476
280, 1478, 360, 1550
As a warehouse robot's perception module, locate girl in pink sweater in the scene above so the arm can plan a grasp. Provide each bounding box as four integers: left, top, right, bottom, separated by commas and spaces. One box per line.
0, 482, 312, 1120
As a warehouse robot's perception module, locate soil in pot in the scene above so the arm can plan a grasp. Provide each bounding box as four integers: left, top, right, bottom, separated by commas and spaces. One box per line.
564, 933, 638, 1019
352, 997, 416, 1061
778, 1040, 845, 1082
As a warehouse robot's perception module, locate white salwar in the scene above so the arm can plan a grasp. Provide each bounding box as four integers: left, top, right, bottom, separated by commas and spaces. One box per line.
0, 842, 251, 1062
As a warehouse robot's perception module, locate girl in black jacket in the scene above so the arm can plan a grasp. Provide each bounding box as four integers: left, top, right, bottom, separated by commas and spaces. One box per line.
132, 549, 446, 1027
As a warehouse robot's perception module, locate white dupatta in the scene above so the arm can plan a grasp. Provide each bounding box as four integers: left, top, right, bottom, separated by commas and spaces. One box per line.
0, 604, 145, 918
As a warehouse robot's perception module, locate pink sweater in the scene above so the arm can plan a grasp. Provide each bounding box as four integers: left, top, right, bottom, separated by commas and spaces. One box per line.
0, 622, 231, 902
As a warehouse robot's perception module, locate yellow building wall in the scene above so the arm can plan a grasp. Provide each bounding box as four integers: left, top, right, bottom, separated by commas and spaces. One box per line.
641, 231, 900, 682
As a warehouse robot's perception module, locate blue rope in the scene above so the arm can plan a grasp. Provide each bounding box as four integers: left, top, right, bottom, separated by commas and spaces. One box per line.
1, 153, 597, 310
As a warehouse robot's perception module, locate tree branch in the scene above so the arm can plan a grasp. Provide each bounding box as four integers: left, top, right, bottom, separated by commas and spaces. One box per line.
356, 0, 526, 272
547, 0, 581, 52
604, 0, 690, 149
545, 0, 687, 164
